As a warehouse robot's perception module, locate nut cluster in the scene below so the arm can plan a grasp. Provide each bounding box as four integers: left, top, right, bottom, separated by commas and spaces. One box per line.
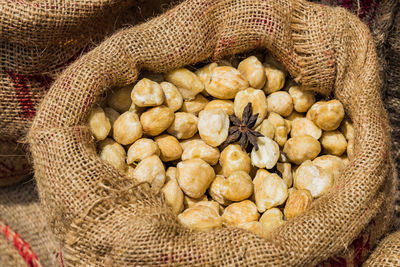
88, 52, 353, 238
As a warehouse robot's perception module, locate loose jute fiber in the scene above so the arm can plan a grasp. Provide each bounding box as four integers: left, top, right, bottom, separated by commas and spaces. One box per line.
28, 0, 395, 265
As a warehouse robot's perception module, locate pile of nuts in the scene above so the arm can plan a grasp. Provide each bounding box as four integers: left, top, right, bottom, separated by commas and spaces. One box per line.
88, 52, 353, 238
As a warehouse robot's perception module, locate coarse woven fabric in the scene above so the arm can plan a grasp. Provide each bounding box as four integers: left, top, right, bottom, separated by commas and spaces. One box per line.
363, 230, 400, 266
28, 0, 395, 265
0, 0, 178, 186
0, 180, 59, 266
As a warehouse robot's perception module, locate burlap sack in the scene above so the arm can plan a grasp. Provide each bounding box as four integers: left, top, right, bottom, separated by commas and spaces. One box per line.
0, 180, 59, 266
363, 230, 400, 266
0, 0, 177, 186
28, 0, 395, 265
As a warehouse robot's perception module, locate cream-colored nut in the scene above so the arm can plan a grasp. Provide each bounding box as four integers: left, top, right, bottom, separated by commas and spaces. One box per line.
103, 107, 120, 136
180, 94, 209, 115
127, 138, 160, 164
237, 56, 266, 89
251, 137, 280, 169
255, 119, 274, 139
313, 155, 345, 180
98, 138, 126, 171
290, 118, 322, 139
177, 159, 215, 198
125, 165, 135, 178
221, 171, 253, 201
195, 63, 218, 86
113, 111, 142, 145
179, 134, 201, 150
219, 144, 251, 177
268, 112, 290, 146
155, 134, 182, 162
140, 106, 175, 136
339, 117, 354, 140
222, 200, 259, 227
208, 175, 231, 206
288, 85, 316, 113
320, 130, 347, 156
204, 100, 234, 115
107, 86, 132, 113
263, 64, 286, 94
306, 100, 345, 131
128, 102, 145, 115
277, 163, 292, 188
181, 139, 220, 165
88, 107, 111, 141
287, 187, 297, 197
267, 91, 293, 117
160, 82, 183, 112
131, 78, 164, 107
205, 66, 249, 99
237, 221, 264, 236
341, 155, 350, 165
259, 208, 284, 237
165, 68, 204, 100
162, 179, 184, 215
198, 109, 229, 147
347, 138, 355, 160
234, 88, 268, 126
178, 205, 222, 231
283, 136, 321, 165
283, 189, 312, 219
294, 160, 334, 197
253, 170, 288, 212
193, 201, 221, 215
166, 167, 177, 182
286, 111, 303, 121
183, 195, 208, 209
167, 112, 198, 139
133, 155, 165, 192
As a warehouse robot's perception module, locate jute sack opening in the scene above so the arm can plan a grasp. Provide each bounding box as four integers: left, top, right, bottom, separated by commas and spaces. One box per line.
363, 230, 400, 266
28, 0, 395, 265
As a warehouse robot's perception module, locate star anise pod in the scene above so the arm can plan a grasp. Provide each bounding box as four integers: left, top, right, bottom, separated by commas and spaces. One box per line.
222, 103, 264, 151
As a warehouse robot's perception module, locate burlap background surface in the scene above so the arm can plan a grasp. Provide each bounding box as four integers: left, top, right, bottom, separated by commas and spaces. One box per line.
363, 230, 400, 266
28, 0, 395, 265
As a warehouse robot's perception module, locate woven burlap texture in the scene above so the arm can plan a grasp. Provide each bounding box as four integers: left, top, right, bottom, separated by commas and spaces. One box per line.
28, 0, 395, 265
0, 180, 59, 266
363, 230, 400, 266
0, 236, 28, 267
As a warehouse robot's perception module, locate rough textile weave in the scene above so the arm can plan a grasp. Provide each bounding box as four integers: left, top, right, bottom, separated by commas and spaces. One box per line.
28, 0, 395, 265
363, 230, 400, 266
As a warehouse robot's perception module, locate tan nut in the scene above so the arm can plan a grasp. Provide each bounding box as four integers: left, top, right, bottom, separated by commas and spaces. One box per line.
277, 163, 292, 188
347, 138, 354, 160
286, 111, 303, 121
294, 160, 334, 197
107, 86, 132, 113
178, 205, 222, 231
259, 208, 284, 237
127, 138, 160, 164
339, 117, 354, 140
221, 171, 253, 201
125, 165, 135, 178
263, 64, 286, 94
193, 201, 221, 215
320, 130, 347, 156
195, 63, 218, 86
237, 221, 264, 236
167, 112, 198, 139
98, 138, 126, 171
204, 100, 234, 115
283, 189, 312, 219
88, 107, 111, 141
198, 109, 229, 147
113, 111, 142, 145
165, 68, 204, 100
251, 137, 280, 169
155, 134, 182, 162
183, 195, 208, 209
208, 175, 231, 206
160, 82, 183, 112
140, 106, 175, 136
205, 66, 249, 99
288, 85, 316, 113
268, 112, 290, 146
133, 155, 165, 192
166, 167, 177, 182
162, 179, 184, 215
313, 155, 345, 180
103, 107, 120, 136
234, 88, 268, 126
237, 56, 266, 89
255, 119, 274, 139
253, 170, 288, 212
177, 159, 215, 198
181, 139, 220, 165
283, 136, 321, 165
306, 100, 345, 131
220, 144, 251, 177
222, 200, 259, 227
180, 94, 209, 115
267, 91, 293, 117
290, 118, 322, 139
131, 78, 164, 107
